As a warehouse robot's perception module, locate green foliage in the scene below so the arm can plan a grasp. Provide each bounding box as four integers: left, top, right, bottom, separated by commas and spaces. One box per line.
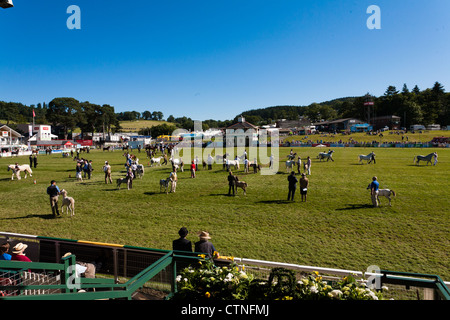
172, 261, 385, 300
172, 258, 254, 300
147, 123, 178, 137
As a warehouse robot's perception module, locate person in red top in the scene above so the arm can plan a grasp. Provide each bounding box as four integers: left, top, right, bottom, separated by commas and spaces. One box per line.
11, 243, 32, 262
190, 160, 196, 178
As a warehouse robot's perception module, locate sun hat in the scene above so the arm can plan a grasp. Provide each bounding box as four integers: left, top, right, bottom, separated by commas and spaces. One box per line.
198, 231, 211, 240
12, 243, 28, 254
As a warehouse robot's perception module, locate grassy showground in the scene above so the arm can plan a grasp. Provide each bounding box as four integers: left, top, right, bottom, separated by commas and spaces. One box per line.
284, 130, 449, 144
0, 146, 449, 280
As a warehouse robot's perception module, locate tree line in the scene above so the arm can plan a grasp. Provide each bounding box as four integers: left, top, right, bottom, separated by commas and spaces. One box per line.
1, 81, 448, 139
0, 98, 165, 139
238, 82, 449, 129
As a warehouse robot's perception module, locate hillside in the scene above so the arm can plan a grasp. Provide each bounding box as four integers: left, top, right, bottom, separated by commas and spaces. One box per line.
119, 120, 174, 132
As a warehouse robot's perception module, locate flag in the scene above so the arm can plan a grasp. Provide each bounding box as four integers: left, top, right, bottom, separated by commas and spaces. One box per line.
32, 109, 36, 117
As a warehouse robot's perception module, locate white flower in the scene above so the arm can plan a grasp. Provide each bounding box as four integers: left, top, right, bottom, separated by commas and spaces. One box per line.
176, 275, 182, 282
330, 289, 343, 298
310, 285, 318, 294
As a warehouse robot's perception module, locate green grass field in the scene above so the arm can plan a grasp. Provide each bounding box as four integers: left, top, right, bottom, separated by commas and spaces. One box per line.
284, 130, 449, 144
0, 146, 449, 280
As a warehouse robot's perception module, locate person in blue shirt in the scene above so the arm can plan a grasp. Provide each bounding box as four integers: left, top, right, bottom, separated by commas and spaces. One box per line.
0, 242, 12, 261
47, 180, 61, 217
368, 176, 380, 207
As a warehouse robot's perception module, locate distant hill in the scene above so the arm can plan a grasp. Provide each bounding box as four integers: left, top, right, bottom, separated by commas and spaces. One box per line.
317, 96, 357, 106
235, 97, 359, 125
119, 120, 174, 132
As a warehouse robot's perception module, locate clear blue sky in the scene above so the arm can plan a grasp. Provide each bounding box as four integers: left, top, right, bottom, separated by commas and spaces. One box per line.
1, 0, 449, 121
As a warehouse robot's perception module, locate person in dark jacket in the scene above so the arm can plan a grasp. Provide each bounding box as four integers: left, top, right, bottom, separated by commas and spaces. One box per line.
227, 171, 237, 196
47, 180, 60, 217
172, 227, 192, 252
33, 155, 38, 168
194, 231, 218, 259
287, 171, 298, 201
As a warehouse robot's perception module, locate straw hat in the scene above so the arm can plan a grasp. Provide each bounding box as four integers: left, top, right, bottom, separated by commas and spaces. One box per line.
62, 252, 72, 259
12, 242, 28, 254
198, 231, 211, 240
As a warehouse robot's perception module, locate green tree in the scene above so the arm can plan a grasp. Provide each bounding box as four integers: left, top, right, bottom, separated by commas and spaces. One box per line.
46, 97, 80, 139
150, 123, 178, 138
142, 111, 152, 120
78, 101, 103, 135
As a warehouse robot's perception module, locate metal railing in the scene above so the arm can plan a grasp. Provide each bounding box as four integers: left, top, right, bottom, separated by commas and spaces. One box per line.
0, 251, 202, 300
1, 232, 449, 300
233, 257, 450, 300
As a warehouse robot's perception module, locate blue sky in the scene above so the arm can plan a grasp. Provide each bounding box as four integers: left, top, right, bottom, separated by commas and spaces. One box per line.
1, 0, 449, 121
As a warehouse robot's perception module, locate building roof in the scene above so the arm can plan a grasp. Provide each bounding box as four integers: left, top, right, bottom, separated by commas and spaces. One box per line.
226, 116, 258, 130
371, 115, 401, 120
0, 125, 24, 138
33, 140, 73, 146
276, 119, 311, 129
313, 118, 363, 126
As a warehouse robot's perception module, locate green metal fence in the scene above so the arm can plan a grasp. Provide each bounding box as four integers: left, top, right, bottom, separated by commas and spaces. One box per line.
0, 251, 202, 300
1, 232, 449, 300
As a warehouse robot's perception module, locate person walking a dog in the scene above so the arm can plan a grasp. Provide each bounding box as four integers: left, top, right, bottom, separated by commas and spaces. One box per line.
126, 168, 134, 190
227, 171, 237, 196
170, 167, 178, 192
47, 180, 61, 217
103, 161, 112, 184
368, 176, 380, 207
299, 173, 309, 202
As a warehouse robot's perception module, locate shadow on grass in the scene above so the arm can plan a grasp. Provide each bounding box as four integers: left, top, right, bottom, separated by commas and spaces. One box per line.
335, 204, 374, 210
144, 192, 160, 196
0, 213, 58, 220
257, 199, 295, 204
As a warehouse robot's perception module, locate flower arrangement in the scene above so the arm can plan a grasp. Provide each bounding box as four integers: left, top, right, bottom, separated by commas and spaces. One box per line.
172, 255, 254, 300
171, 256, 386, 300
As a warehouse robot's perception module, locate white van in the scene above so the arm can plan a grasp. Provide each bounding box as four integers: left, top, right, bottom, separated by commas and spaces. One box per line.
410, 125, 426, 131
426, 124, 441, 130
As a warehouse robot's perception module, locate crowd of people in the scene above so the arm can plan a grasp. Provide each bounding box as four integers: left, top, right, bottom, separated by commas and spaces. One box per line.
74, 158, 94, 181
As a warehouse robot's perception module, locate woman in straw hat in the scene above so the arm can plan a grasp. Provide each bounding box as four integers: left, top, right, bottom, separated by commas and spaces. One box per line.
11, 243, 32, 262
194, 231, 219, 259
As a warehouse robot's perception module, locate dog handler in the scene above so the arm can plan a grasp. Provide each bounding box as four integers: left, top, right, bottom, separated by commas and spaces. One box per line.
47, 180, 61, 217
369, 176, 380, 207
